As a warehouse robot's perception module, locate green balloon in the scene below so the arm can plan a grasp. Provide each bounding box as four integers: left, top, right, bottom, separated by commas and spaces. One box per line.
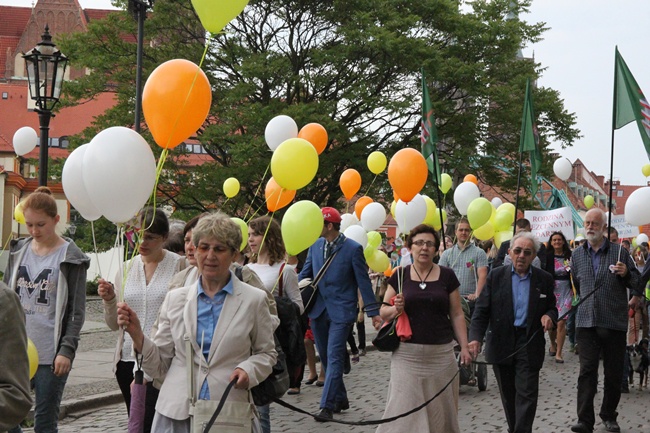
281, 201, 324, 255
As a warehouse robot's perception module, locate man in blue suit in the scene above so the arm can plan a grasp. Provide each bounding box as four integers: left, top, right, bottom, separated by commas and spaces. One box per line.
299, 207, 381, 421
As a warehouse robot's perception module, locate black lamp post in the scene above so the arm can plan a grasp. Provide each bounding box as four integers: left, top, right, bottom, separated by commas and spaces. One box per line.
22, 25, 69, 186
128, 0, 155, 133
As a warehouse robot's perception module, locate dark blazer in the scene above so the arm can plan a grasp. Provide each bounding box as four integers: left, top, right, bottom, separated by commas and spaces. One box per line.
469, 265, 558, 370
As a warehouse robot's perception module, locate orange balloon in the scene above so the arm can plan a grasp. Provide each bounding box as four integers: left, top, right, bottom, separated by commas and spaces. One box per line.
383, 267, 393, 277
340, 169, 362, 200
387, 148, 428, 203
143, 59, 212, 149
392, 190, 400, 202
265, 177, 296, 212
298, 123, 328, 155
464, 174, 478, 185
354, 196, 373, 219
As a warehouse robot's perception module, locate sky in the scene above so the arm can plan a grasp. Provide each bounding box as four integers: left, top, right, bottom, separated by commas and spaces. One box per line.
3, 0, 650, 185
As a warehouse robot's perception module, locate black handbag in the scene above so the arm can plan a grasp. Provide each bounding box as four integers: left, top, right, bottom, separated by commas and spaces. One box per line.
299, 251, 338, 314
250, 335, 290, 406
372, 318, 400, 352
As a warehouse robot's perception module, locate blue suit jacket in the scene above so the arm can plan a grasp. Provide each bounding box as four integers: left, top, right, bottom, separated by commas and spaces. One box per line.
299, 236, 378, 322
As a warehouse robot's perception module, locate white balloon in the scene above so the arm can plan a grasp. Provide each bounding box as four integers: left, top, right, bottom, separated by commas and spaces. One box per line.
344, 225, 368, 249
360, 202, 386, 232
453, 181, 480, 215
264, 115, 298, 151
553, 158, 573, 181
395, 194, 427, 233
62, 144, 102, 221
340, 213, 360, 232
491, 197, 503, 208
13, 127, 38, 156
637, 233, 649, 244
625, 187, 650, 226
83, 127, 157, 224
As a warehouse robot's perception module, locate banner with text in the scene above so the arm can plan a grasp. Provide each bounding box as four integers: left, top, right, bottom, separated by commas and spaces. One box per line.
609, 214, 639, 239
525, 207, 574, 241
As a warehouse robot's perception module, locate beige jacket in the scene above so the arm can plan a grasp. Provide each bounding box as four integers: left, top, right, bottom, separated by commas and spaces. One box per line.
140, 274, 277, 420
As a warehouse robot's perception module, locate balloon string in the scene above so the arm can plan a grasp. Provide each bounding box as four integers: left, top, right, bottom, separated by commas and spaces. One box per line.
246, 202, 266, 224
362, 174, 378, 197
244, 163, 270, 221
223, 198, 230, 206
90, 220, 103, 279
0, 231, 14, 264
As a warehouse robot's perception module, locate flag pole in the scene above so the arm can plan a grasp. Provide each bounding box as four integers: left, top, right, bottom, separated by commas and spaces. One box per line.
432, 151, 446, 250
607, 48, 618, 238
513, 151, 523, 236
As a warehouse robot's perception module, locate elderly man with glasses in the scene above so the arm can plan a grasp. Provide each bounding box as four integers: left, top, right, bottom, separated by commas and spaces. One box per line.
469, 231, 557, 433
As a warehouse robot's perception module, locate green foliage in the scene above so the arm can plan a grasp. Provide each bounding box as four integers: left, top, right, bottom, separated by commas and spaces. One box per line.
57, 0, 579, 222
86, 275, 100, 296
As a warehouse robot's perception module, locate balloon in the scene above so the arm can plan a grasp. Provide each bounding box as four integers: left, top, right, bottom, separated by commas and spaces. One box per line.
344, 225, 368, 249
360, 202, 386, 232
354, 196, 373, 220
271, 138, 319, 190
643, 164, 650, 177
83, 127, 157, 224
340, 213, 360, 232
384, 267, 393, 277
13, 126, 38, 156
464, 174, 478, 185
14, 201, 25, 225
62, 144, 102, 221
230, 217, 248, 251
265, 115, 298, 152
453, 181, 480, 215
281, 201, 324, 255
474, 221, 495, 241
27, 338, 38, 379
494, 209, 515, 232
497, 202, 516, 218
265, 177, 296, 212
553, 157, 573, 181
390, 200, 397, 218
368, 249, 390, 272
625, 187, 650, 226
440, 173, 452, 194
583, 195, 594, 209
298, 123, 328, 155
467, 197, 492, 229
494, 230, 513, 249
637, 233, 649, 245
395, 194, 427, 233
191, 0, 249, 33
422, 195, 437, 226
431, 208, 447, 231
367, 151, 387, 174
223, 177, 240, 198
367, 231, 382, 249
387, 148, 428, 202
340, 169, 362, 200
491, 197, 503, 208
142, 59, 211, 149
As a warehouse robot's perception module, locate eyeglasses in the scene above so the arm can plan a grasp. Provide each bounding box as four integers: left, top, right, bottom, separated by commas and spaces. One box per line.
511, 248, 533, 257
196, 243, 232, 254
412, 240, 437, 248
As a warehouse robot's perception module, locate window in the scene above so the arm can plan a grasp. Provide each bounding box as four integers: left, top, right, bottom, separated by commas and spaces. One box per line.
617, 190, 624, 197
2, 92, 7, 99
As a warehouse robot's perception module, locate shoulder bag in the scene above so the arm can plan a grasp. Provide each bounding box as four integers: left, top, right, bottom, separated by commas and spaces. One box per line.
298, 251, 338, 314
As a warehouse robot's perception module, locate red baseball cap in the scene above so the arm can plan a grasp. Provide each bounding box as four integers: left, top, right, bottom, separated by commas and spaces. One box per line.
321, 207, 342, 224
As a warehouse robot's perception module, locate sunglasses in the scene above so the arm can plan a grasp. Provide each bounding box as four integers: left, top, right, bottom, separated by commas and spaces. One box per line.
511, 248, 533, 257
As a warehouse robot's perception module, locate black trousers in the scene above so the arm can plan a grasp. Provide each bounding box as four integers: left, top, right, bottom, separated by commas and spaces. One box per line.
576, 327, 626, 429
492, 327, 540, 433
116, 360, 159, 433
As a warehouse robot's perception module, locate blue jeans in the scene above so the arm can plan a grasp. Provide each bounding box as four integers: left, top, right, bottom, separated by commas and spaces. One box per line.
9, 365, 68, 433
256, 403, 270, 433
311, 309, 353, 410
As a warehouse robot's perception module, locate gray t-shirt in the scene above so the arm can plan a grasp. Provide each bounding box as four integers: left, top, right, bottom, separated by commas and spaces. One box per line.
16, 242, 69, 364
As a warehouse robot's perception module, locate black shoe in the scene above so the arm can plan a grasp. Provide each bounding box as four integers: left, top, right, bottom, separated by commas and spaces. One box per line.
603, 420, 620, 432
344, 352, 351, 374
621, 386, 629, 393
571, 421, 593, 433
333, 399, 350, 413
315, 408, 333, 422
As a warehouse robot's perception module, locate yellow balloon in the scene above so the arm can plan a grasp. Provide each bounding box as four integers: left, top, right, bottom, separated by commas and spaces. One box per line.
281, 201, 324, 255
474, 221, 495, 241
28, 338, 38, 379
494, 209, 514, 232
191, 0, 250, 33
467, 197, 492, 229
367, 151, 387, 174
494, 230, 513, 249
583, 195, 594, 209
368, 249, 390, 272
497, 202, 516, 218
271, 138, 319, 190
643, 164, 650, 177
230, 217, 249, 251
440, 173, 452, 194
432, 208, 447, 231
14, 202, 25, 225
223, 177, 240, 198
423, 196, 437, 226
390, 200, 397, 218
367, 231, 382, 250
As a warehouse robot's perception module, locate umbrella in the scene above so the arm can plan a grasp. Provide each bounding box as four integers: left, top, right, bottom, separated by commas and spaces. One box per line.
128, 369, 146, 433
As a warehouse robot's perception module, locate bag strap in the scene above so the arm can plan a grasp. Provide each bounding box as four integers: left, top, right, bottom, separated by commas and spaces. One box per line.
278, 262, 286, 297
186, 335, 195, 406
312, 250, 338, 287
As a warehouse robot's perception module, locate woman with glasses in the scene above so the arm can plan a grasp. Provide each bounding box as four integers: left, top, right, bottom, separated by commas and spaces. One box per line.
543, 231, 573, 363
377, 224, 471, 433
98, 207, 185, 433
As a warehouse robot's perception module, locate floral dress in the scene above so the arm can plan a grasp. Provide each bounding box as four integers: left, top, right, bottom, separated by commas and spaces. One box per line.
552, 255, 573, 317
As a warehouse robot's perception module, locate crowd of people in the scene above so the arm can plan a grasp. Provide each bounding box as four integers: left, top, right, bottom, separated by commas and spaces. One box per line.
1, 194, 649, 433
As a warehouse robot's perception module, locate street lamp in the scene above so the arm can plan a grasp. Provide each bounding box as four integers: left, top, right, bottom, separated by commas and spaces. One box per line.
22, 25, 69, 186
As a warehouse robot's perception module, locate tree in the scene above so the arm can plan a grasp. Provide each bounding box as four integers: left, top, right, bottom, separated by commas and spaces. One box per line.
57, 0, 579, 224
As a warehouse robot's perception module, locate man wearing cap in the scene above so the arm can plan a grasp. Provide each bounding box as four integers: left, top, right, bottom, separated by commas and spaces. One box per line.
299, 207, 381, 421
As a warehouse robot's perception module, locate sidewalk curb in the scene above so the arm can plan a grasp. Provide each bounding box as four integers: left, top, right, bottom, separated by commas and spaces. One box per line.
59, 390, 123, 420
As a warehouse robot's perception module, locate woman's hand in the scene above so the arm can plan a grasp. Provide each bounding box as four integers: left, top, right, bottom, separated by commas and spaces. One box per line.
53, 355, 71, 377
97, 278, 116, 302
230, 368, 250, 389
459, 347, 473, 366
393, 293, 405, 315
117, 302, 145, 352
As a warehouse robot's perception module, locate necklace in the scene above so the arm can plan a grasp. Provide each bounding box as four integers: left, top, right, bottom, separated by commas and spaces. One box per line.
412, 264, 435, 290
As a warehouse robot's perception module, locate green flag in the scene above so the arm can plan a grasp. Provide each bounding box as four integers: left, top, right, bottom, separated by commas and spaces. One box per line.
520, 78, 542, 197
614, 47, 650, 158
421, 71, 441, 186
